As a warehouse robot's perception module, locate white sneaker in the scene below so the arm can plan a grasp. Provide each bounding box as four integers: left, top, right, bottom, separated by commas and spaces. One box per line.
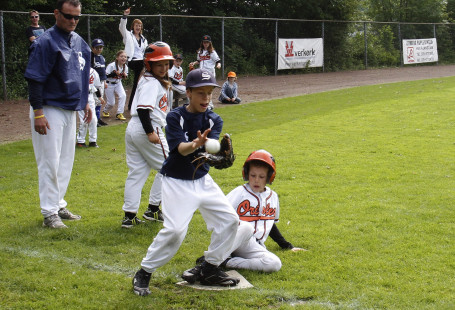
58, 208, 81, 220
43, 214, 67, 229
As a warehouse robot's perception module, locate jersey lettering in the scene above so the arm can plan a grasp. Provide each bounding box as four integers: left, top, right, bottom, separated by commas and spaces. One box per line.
262, 203, 276, 217
158, 94, 168, 112
174, 71, 183, 80
199, 55, 211, 61
237, 200, 260, 216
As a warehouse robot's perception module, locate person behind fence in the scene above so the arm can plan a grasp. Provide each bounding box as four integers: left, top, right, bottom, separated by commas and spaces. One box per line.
91, 38, 108, 127
26, 10, 46, 44
76, 68, 104, 148
168, 53, 187, 109
218, 71, 241, 104
24, 0, 91, 229
119, 7, 148, 111
189, 35, 221, 110
103, 50, 128, 121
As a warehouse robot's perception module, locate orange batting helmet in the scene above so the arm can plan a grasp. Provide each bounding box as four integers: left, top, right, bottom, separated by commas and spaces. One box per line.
242, 150, 276, 184
227, 71, 236, 78
143, 42, 174, 72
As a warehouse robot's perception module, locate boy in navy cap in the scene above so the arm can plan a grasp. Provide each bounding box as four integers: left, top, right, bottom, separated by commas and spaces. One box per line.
91, 38, 108, 126
132, 69, 246, 295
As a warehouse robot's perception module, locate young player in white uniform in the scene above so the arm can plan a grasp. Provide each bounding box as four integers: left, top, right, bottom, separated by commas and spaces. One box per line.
132, 69, 246, 296
190, 35, 221, 110
168, 53, 187, 109
103, 50, 128, 120
183, 150, 306, 280
121, 42, 174, 228
76, 68, 104, 147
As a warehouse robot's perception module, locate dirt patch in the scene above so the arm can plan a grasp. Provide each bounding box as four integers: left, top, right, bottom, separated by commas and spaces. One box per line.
2, 65, 455, 144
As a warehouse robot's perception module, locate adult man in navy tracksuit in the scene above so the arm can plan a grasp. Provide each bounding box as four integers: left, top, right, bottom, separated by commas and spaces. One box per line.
25, 0, 91, 229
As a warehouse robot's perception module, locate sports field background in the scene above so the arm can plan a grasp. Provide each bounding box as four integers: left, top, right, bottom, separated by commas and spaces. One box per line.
1, 73, 454, 309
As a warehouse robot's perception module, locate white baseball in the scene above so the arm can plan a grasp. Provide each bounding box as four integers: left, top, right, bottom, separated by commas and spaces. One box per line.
205, 139, 220, 154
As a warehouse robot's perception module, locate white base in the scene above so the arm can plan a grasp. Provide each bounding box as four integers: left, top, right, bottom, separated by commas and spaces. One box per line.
176, 270, 254, 291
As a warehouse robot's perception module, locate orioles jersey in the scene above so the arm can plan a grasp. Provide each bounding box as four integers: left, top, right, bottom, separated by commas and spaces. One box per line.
129, 73, 169, 128
168, 65, 184, 83
197, 50, 220, 71
227, 183, 280, 246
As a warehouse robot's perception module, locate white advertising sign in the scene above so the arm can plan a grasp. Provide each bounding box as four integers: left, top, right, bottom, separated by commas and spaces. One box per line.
278, 38, 324, 70
403, 38, 438, 65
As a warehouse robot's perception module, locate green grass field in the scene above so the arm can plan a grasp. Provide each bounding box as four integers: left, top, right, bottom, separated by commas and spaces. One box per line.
1, 77, 455, 309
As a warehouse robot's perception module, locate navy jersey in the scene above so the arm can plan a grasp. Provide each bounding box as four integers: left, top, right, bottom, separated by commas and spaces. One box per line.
25, 25, 91, 111
160, 104, 223, 180
91, 53, 107, 80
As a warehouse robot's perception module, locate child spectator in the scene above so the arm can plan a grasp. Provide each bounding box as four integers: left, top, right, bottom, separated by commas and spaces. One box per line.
168, 53, 187, 109
90, 38, 108, 126
189, 35, 221, 110
76, 68, 104, 148
103, 50, 128, 121
218, 71, 241, 104
132, 69, 243, 296
121, 42, 174, 228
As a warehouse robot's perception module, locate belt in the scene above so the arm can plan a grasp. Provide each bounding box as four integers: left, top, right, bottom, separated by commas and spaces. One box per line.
107, 81, 118, 84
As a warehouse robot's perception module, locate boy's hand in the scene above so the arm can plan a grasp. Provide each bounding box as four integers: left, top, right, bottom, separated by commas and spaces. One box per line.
124, 7, 131, 15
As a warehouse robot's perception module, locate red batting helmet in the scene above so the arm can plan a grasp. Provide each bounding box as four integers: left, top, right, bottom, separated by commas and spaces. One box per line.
143, 42, 174, 72
242, 150, 276, 184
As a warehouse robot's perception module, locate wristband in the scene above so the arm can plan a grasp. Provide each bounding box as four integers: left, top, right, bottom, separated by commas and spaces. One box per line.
34, 115, 45, 119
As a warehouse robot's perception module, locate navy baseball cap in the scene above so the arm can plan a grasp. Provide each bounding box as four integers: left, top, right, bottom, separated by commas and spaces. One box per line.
202, 35, 211, 42
91, 38, 104, 47
186, 69, 219, 88
174, 53, 183, 60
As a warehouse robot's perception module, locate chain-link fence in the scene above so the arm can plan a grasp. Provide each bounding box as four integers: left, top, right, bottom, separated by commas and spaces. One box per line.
2, 10, 455, 100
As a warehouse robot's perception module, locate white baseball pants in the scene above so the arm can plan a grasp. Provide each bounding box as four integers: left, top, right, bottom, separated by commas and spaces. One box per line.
76, 101, 97, 143
227, 234, 282, 272
141, 175, 239, 273
104, 82, 126, 114
123, 118, 168, 213
30, 106, 76, 218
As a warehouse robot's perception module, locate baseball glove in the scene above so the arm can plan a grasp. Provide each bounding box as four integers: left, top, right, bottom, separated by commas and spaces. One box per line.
188, 62, 195, 72
192, 134, 235, 177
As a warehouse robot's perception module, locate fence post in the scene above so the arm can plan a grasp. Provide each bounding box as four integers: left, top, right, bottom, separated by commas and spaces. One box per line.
398, 23, 403, 67
159, 15, 162, 41
364, 22, 368, 69
221, 18, 225, 78
322, 21, 325, 73
87, 15, 91, 44
434, 24, 438, 65
274, 19, 278, 76
0, 11, 6, 100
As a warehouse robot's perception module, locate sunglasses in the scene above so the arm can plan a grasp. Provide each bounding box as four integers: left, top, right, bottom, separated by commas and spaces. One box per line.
30, 16, 39, 19
59, 10, 81, 21
94, 46, 104, 50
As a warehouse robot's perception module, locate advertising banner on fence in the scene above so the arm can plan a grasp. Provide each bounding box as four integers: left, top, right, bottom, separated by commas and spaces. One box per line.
403, 38, 438, 65
278, 38, 323, 70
